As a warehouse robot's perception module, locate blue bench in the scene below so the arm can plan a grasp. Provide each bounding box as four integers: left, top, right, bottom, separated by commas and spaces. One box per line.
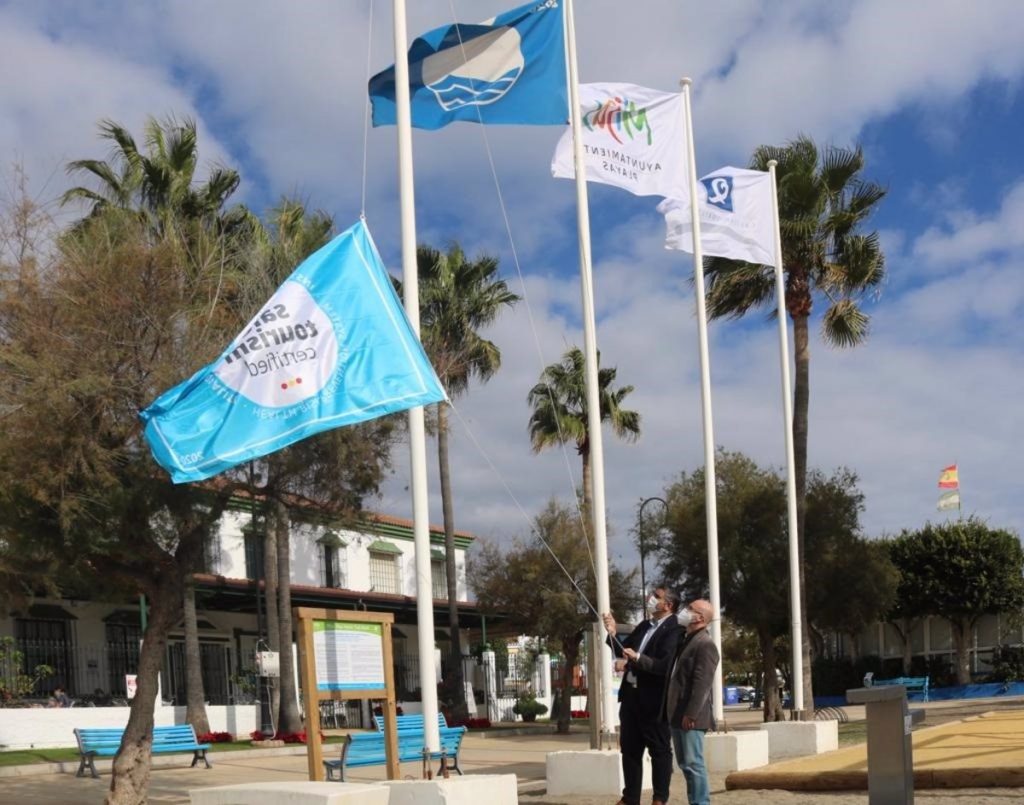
372, 712, 449, 731
324, 726, 466, 782
875, 676, 930, 702
74, 725, 211, 779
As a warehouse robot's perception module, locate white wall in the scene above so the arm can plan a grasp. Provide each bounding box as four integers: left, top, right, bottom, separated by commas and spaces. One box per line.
214, 511, 469, 600
0, 703, 260, 750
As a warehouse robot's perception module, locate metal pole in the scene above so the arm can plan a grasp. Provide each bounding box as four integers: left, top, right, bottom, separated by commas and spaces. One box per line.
565, 0, 616, 745
638, 497, 668, 617
392, 0, 441, 753
680, 77, 724, 725
767, 160, 804, 717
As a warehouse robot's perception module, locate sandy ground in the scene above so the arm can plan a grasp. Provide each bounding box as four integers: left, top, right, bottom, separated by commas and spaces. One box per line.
4, 697, 1024, 804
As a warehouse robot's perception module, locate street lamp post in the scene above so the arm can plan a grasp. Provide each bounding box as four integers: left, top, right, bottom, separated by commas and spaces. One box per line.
638, 496, 668, 616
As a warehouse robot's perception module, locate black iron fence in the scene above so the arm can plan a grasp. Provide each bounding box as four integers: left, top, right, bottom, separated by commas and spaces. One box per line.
9, 637, 235, 704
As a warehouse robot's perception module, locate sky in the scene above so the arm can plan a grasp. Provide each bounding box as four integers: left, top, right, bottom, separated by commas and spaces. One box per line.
1, 0, 1022, 580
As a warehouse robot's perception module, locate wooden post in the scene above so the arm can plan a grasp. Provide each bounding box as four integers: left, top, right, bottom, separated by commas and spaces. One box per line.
381, 620, 400, 779
296, 612, 325, 781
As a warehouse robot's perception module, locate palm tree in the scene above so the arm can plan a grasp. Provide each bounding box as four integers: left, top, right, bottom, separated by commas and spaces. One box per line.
703, 135, 886, 711
527, 347, 641, 516
63, 115, 248, 740
61, 116, 243, 235
251, 200, 333, 736
417, 243, 519, 719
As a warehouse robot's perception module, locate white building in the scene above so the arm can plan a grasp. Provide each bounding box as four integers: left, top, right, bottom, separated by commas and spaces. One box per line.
0, 503, 505, 737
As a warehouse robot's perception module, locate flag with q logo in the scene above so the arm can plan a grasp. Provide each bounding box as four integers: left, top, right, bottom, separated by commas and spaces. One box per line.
659, 166, 778, 267
140, 219, 446, 484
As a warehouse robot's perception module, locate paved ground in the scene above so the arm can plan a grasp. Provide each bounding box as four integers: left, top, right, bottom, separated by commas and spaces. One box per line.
4, 697, 1024, 804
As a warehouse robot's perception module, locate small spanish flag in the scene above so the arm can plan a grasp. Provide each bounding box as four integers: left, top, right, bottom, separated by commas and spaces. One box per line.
938, 464, 959, 489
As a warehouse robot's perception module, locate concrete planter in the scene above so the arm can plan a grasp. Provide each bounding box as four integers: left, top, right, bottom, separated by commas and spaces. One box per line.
705, 730, 770, 772
546, 749, 651, 796
759, 720, 839, 760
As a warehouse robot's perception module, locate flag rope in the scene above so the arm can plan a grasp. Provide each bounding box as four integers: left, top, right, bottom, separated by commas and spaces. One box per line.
443, 0, 600, 583
447, 398, 625, 651
360, 0, 375, 217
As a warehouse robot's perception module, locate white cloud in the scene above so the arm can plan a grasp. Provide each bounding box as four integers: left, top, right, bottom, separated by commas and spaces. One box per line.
913, 180, 1024, 267
2, 0, 1023, 577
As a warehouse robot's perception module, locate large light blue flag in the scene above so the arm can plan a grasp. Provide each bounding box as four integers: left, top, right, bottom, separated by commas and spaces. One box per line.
140, 220, 446, 484
369, 0, 567, 129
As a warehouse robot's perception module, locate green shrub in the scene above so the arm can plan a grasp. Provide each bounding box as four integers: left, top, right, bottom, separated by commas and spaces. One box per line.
512, 693, 548, 719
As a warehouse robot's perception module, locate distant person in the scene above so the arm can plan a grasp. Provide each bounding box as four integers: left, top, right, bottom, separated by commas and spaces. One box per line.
52, 686, 71, 707
603, 586, 680, 805
663, 599, 719, 805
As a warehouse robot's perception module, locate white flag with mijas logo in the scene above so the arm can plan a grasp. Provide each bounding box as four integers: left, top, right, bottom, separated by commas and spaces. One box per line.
658, 166, 777, 267
551, 82, 689, 199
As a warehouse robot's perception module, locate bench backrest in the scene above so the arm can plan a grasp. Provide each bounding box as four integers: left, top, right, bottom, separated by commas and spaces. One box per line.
347, 726, 466, 761
76, 724, 201, 752
372, 712, 449, 732
876, 676, 928, 689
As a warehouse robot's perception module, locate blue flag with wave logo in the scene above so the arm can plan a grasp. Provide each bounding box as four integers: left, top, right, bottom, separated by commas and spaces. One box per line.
369, 0, 567, 129
140, 219, 446, 484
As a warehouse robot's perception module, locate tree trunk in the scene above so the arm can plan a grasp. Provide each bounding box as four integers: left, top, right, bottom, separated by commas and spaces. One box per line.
792, 312, 814, 714
105, 579, 179, 805
901, 619, 914, 675
275, 500, 303, 734
557, 634, 581, 734
262, 505, 280, 724
951, 617, 972, 685
182, 582, 210, 737
758, 629, 783, 722
437, 402, 469, 720
891, 618, 915, 675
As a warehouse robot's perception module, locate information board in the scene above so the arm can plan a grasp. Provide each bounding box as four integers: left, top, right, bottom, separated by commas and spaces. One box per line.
313, 619, 386, 691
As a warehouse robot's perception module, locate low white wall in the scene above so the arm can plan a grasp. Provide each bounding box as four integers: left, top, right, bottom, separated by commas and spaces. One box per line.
759, 720, 839, 760
0, 703, 260, 750
170, 704, 259, 739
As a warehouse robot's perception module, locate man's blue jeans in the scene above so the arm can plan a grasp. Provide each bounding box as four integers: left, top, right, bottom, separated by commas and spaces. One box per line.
671, 726, 709, 805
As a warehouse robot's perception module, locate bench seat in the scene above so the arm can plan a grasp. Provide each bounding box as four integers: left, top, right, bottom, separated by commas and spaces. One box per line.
324, 726, 466, 782
74, 725, 211, 779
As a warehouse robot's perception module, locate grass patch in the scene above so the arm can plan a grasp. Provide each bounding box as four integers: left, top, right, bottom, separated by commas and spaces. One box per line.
0, 735, 349, 766
838, 721, 867, 746
0, 747, 79, 766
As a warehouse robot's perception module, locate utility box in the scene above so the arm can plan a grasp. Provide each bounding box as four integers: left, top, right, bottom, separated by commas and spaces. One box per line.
256, 650, 280, 677
846, 684, 924, 805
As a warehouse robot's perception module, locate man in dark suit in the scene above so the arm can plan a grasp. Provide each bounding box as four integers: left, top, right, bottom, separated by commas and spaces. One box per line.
603, 586, 680, 805
662, 599, 719, 805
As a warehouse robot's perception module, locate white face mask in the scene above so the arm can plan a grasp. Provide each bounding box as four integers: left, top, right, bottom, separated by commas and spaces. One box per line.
646, 594, 660, 613
676, 608, 694, 627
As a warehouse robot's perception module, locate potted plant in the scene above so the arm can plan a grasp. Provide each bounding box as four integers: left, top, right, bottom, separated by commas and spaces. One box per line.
512, 693, 548, 723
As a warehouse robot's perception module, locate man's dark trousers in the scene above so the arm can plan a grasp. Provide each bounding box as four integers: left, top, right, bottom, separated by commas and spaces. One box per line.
619, 679, 673, 804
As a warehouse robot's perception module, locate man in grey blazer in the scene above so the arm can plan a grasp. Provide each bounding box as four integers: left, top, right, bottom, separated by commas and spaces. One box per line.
662, 599, 719, 805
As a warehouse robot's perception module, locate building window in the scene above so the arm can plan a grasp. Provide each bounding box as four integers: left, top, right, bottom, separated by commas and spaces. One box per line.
15, 605, 77, 695
322, 544, 346, 589
368, 540, 399, 594
431, 560, 448, 599
244, 531, 263, 580
201, 528, 221, 574
317, 532, 347, 589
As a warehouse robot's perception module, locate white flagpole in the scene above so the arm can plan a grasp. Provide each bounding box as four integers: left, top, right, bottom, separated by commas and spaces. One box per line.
768, 159, 805, 716
392, 0, 440, 753
679, 77, 724, 725
565, 0, 615, 747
